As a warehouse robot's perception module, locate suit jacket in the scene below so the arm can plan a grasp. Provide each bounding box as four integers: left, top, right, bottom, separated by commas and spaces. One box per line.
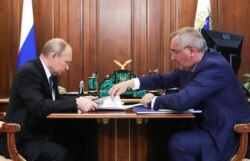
4, 58, 77, 144
139, 49, 250, 161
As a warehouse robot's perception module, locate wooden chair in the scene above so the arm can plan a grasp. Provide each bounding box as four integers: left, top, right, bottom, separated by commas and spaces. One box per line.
0, 121, 26, 161
231, 123, 250, 161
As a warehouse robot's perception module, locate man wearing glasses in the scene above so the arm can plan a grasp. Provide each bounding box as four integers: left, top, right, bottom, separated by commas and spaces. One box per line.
109, 27, 250, 161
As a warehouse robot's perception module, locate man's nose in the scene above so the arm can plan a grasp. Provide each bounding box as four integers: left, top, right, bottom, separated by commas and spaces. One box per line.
66, 65, 69, 70
171, 55, 176, 60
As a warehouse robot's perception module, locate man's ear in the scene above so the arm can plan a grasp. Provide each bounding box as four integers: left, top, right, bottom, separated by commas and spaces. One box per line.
189, 47, 196, 57
47, 52, 57, 63
51, 52, 58, 60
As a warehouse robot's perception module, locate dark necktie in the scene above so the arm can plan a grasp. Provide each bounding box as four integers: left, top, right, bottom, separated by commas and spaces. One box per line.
49, 76, 55, 100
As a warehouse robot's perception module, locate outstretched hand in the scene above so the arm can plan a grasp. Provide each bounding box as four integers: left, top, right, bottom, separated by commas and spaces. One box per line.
140, 93, 155, 107
108, 79, 134, 99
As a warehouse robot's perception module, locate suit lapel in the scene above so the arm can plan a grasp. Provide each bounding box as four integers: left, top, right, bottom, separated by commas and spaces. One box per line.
34, 59, 58, 100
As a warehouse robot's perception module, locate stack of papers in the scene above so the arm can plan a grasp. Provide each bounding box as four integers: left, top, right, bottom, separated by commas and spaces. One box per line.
94, 96, 202, 113
95, 96, 142, 110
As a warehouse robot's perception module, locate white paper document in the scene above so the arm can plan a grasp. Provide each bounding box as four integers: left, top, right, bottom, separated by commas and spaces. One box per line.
158, 109, 202, 113
95, 96, 142, 110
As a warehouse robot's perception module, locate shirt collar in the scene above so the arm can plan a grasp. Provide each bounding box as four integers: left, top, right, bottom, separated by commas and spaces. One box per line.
40, 58, 52, 80
191, 54, 204, 72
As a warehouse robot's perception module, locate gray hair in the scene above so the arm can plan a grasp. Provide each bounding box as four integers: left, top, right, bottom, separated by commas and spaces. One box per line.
171, 27, 208, 52
41, 38, 71, 57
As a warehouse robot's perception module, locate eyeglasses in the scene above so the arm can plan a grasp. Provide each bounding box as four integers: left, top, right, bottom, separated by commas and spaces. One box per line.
170, 46, 189, 57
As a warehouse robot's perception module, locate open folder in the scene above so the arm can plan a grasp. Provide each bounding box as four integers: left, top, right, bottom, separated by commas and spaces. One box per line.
95, 96, 142, 110
133, 106, 202, 114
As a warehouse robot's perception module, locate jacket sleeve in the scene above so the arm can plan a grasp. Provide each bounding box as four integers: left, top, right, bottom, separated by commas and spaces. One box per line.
139, 62, 229, 111
15, 68, 77, 118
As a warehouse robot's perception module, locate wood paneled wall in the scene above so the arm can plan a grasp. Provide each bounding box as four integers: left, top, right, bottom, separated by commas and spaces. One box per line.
1, 0, 250, 96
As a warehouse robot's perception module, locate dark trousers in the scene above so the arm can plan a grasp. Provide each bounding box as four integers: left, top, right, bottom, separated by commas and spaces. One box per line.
19, 139, 69, 161
168, 130, 215, 161
147, 119, 193, 161
19, 119, 98, 161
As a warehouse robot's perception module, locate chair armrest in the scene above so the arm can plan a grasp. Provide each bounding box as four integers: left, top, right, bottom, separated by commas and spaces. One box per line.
231, 123, 250, 161
0, 122, 20, 133
234, 123, 250, 133
0, 121, 26, 161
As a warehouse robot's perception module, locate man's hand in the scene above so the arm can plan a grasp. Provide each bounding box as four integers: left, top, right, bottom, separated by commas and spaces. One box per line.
108, 80, 134, 99
76, 96, 98, 113
140, 93, 155, 107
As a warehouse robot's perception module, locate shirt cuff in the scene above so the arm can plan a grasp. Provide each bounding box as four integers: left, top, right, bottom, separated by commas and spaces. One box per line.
132, 78, 140, 90
151, 96, 157, 110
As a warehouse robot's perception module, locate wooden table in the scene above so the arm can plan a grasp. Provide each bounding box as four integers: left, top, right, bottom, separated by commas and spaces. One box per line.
0, 98, 9, 103
48, 110, 195, 161
48, 110, 195, 119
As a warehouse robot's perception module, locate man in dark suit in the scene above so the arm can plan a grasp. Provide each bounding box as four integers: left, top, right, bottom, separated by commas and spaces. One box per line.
109, 27, 250, 161
1, 38, 98, 161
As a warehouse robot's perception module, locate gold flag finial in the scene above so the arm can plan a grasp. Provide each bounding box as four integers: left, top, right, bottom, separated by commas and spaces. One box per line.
113, 59, 132, 70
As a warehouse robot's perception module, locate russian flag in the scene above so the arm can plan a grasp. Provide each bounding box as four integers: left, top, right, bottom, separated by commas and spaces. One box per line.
18, 0, 37, 69
194, 0, 212, 30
